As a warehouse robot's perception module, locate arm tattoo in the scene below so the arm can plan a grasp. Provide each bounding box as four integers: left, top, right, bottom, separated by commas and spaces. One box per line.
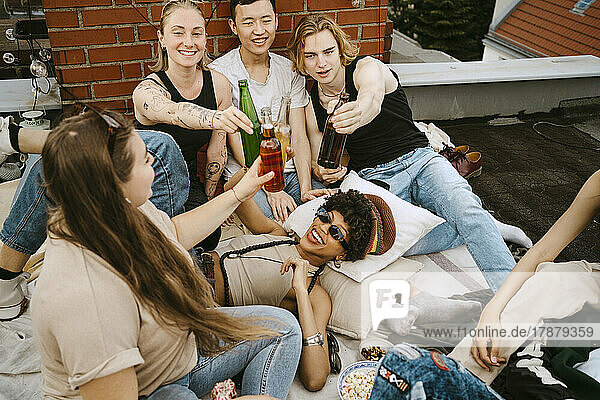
206, 181, 218, 199
205, 161, 223, 199
205, 131, 227, 199
212, 112, 223, 130
140, 80, 170, 97
177, 116, 193, 129
148, 94, 169, 112
218, 132, 228, 162
138, 81, 171, 113
179, 103, 215, 130
206, 162, 221, 178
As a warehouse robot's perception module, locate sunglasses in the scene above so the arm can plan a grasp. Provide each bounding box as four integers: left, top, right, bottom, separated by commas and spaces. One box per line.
80, 103, 126, 153
314, 207, 349, 250
327, 332, 341, 374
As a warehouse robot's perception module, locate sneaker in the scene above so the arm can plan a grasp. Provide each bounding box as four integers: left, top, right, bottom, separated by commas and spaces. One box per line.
0, 161, 22, 182
0, 116, 16, 161
439, 143, 469, 162
0, 272, 30, 321
451, 151, 482, 179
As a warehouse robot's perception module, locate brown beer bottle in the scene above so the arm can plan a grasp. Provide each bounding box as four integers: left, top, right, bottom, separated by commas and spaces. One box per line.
317, 92, 350, 169
260, 107, 285, 192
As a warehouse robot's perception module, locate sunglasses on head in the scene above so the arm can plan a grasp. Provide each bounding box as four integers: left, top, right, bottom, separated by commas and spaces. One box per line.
315, 207, 349, 250
80, 103, 126, 153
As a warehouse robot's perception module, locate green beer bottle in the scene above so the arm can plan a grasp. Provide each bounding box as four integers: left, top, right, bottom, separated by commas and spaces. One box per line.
238, 80, 261, 167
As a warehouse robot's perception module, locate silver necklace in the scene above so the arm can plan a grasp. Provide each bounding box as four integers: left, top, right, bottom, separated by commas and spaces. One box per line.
319, 82, 345, 98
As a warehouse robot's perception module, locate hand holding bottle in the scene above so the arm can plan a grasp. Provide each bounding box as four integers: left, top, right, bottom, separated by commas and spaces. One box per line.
329, 101, 362, 135
311, 163, 347, 186
317, 93, 350, 169
238, 80, 262, 167
232, 156, 274, 202
213, 106, 253, 134
275, 95, 292, 164
260, 107, 285, 192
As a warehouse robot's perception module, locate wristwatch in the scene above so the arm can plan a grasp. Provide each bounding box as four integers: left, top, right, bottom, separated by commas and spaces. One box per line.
302, 332, 324, 346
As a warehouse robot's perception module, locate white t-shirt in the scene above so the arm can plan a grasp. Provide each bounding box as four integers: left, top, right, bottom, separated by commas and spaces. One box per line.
209, 48, 309, 177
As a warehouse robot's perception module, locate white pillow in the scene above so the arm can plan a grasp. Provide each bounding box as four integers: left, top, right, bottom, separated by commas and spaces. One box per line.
283, 171, 444, 282
283, 196, 327, 240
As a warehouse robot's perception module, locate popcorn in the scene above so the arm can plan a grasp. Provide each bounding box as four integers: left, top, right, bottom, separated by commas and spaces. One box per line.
211, 379, 237, 400
360, 345, 387, 361
340, 369, 376, 400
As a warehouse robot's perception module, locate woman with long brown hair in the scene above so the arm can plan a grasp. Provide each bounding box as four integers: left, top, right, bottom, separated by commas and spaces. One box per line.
0, 0, 255, 321
30, 110, 301, 400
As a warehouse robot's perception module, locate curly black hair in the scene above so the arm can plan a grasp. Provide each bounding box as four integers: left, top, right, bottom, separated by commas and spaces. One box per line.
323, 189, 373, 262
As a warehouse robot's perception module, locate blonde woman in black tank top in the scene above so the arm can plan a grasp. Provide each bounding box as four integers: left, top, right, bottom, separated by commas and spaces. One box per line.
132, 1, 254, 250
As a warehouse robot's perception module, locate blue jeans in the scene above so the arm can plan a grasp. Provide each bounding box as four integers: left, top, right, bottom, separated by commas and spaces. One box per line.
358, 147, 514, 292
369, 343, 504, 400
142, 305, 302, 400
0, 130, 189, 255
254, 171, 325, 220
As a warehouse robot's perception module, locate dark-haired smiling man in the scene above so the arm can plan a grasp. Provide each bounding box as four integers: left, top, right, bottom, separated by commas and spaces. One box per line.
209, 0, 323, 223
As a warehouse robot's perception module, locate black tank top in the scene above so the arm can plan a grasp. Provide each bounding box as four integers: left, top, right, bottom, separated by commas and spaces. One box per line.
310, 57, 428, 172
140, 69, 217, 173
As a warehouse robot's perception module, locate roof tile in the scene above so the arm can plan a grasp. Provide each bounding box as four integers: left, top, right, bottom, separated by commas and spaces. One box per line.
494, 0, 600, 57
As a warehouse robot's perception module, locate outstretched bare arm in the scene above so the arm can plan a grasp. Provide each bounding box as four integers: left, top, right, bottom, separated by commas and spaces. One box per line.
132, 76, 252, 134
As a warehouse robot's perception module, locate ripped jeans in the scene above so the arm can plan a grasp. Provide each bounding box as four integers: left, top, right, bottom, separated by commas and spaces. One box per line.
369, 343, 503, 400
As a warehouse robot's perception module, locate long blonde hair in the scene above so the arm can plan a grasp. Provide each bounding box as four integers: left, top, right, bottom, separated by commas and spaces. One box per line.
150, 0, 211, 72
43, 110, 274, 356
287, 14, 359, 76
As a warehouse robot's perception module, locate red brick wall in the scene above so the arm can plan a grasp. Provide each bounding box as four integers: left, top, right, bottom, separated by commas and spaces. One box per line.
42, 0, 392, 112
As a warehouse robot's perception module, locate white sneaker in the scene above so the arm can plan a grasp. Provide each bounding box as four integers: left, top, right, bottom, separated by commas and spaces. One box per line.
0, 116, 16, 161
0, 272, 30, 321
0, 116, 12, 132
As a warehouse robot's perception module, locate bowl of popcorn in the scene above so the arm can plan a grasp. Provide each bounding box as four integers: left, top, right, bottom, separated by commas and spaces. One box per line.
359, 337, 392, 361
337, 360, 378, 400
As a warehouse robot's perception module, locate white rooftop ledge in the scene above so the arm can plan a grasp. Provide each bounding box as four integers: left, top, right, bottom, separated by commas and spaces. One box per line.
388, 56, 600, 120
389, 55, 600, 87
0, 78, 62, 113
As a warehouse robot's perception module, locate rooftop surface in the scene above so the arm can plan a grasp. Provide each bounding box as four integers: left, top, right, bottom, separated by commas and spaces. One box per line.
435, 111, 600, 262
